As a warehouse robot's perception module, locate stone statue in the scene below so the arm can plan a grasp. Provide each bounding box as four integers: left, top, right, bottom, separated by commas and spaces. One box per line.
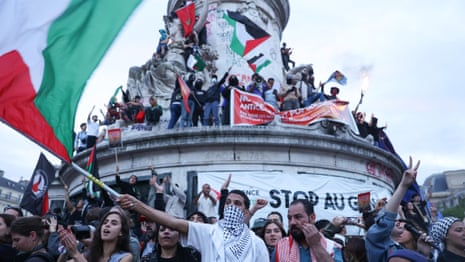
286, 64, 314, 85
127, 14, 218, 107
127, 0, 290, 106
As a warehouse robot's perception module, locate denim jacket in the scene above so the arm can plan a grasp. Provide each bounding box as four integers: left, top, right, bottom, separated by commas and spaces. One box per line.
365, 209, 400, 262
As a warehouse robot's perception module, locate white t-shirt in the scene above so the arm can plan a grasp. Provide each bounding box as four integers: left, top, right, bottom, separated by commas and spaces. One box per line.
183, 222, 269, 262
197, 192, 217, 218
87, 119, 100, 137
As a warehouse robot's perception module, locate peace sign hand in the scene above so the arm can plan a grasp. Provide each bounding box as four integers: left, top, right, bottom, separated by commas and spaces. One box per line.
401, 156, 421, 188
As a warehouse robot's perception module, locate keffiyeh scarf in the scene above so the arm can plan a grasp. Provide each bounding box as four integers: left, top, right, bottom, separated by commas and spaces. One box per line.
220, 205, 252, 262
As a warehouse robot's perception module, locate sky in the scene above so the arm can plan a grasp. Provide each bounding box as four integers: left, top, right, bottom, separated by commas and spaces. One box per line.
1, 1, 465, 185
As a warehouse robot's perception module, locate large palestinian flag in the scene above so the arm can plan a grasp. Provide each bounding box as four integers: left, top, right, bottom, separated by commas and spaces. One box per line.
223, 11, 271, 57
0, 0, 142, 162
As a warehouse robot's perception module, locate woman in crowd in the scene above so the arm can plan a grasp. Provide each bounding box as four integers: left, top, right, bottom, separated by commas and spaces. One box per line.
148, 224, 201, 262
431, 216, 465, 262
0, 213, 17, 260
260, 220, 286, 258
186, 211, 208, 224
343, 236, 367, 262
59, 211, 133, 262
10, 216, 54, 261
109, 206, 141, 262
396, 220, 419, 251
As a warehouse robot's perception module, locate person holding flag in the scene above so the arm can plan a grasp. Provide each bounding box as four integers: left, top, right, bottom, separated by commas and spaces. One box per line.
179, 74, 196, 128
316, 70, 348, 102
221, 74, 243, 125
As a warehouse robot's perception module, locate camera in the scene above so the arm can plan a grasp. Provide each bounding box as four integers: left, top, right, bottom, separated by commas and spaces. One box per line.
252, 73, 263, 84
71, 225, 92, 240
344, 217, 360, 225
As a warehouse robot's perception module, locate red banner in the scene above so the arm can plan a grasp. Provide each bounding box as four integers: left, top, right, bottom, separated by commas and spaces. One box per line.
231, 88, 357, 131
279, 100, 354, 127
232, 88, 277, 126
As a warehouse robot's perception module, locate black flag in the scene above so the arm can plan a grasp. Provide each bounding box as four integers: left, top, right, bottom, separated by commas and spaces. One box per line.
20, 153, 55, 216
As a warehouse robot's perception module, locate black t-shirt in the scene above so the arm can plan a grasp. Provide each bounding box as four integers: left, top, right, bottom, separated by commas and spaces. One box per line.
67, 210, 84, 225
158, 256, 182, 262
437, 249, 465, 262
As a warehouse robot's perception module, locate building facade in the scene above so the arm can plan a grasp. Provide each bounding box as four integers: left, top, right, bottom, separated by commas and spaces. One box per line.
424, 170, 465, 209
0, 170, 27, 212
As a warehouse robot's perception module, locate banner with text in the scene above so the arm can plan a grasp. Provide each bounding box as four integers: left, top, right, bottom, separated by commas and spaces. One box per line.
197, 170, 391, 230
231, 88, 357, 131
232, 88, 277, 125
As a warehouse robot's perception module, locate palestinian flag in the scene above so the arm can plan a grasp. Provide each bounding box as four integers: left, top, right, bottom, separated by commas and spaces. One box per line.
223, 11, 270, 57
85, 145, 100, 199
175, 2, 196, 37
325, 70, 348, 85
109, 86, 123, 107
247, 53, 271, 73
187, 53, 206, 71
177, 74, 191, 113
0, 0, 142, 162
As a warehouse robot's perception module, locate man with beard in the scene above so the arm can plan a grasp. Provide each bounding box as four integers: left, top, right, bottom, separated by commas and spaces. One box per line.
118, 189, 269, 262
273, 199, 343, 262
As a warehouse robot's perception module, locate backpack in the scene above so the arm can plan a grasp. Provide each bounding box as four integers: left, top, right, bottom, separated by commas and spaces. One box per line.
135, 109, 145, 123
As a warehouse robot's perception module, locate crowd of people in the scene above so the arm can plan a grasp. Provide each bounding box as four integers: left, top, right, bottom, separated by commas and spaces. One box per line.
1, 165, 465, 262
57, 6, 465, 261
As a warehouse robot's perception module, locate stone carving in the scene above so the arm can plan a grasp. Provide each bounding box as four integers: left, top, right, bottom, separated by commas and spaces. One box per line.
127, 16, 218, 104
286, 64, 314, 85
238, 1, 268, 24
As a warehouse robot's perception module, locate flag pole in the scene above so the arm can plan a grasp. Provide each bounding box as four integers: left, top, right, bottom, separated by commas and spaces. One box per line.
71, 162, 120, 198
114, 148, 120, 177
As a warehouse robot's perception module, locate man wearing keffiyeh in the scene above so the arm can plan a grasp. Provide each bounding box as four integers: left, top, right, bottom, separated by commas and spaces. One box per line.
118, 189, 269, 261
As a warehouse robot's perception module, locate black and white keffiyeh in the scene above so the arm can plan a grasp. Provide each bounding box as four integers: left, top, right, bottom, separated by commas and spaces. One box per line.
222, 205, 245, 239
220, 205, 252, 262
431, 216, 460, 245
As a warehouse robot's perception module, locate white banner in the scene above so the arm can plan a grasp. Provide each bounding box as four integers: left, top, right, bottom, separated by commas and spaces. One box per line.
196, 171, 391, 231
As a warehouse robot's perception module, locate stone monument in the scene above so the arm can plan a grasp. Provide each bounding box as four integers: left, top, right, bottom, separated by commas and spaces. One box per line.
56, 0, 405, 226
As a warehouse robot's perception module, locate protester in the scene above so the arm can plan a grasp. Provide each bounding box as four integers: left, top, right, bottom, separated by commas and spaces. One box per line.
144, 96, 163, 126
186, 211, 208, 223
365, 157, 432, 262
74, 122, 88, 153
3, 206, 23, 218
11, 216, 54, 262
260, 220, 286, 259
281, 42, 295, 71
0, 213, 17, 260
193, 183, 217, 220
272, 198, 343, 261
86, 106, 101, 149
146, 224, 201, 261
267, 211, 284, 226
431, 216, 465, 261
59, 211, 133, 262
203, 68, 230, 126
118, 189, 269, 261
